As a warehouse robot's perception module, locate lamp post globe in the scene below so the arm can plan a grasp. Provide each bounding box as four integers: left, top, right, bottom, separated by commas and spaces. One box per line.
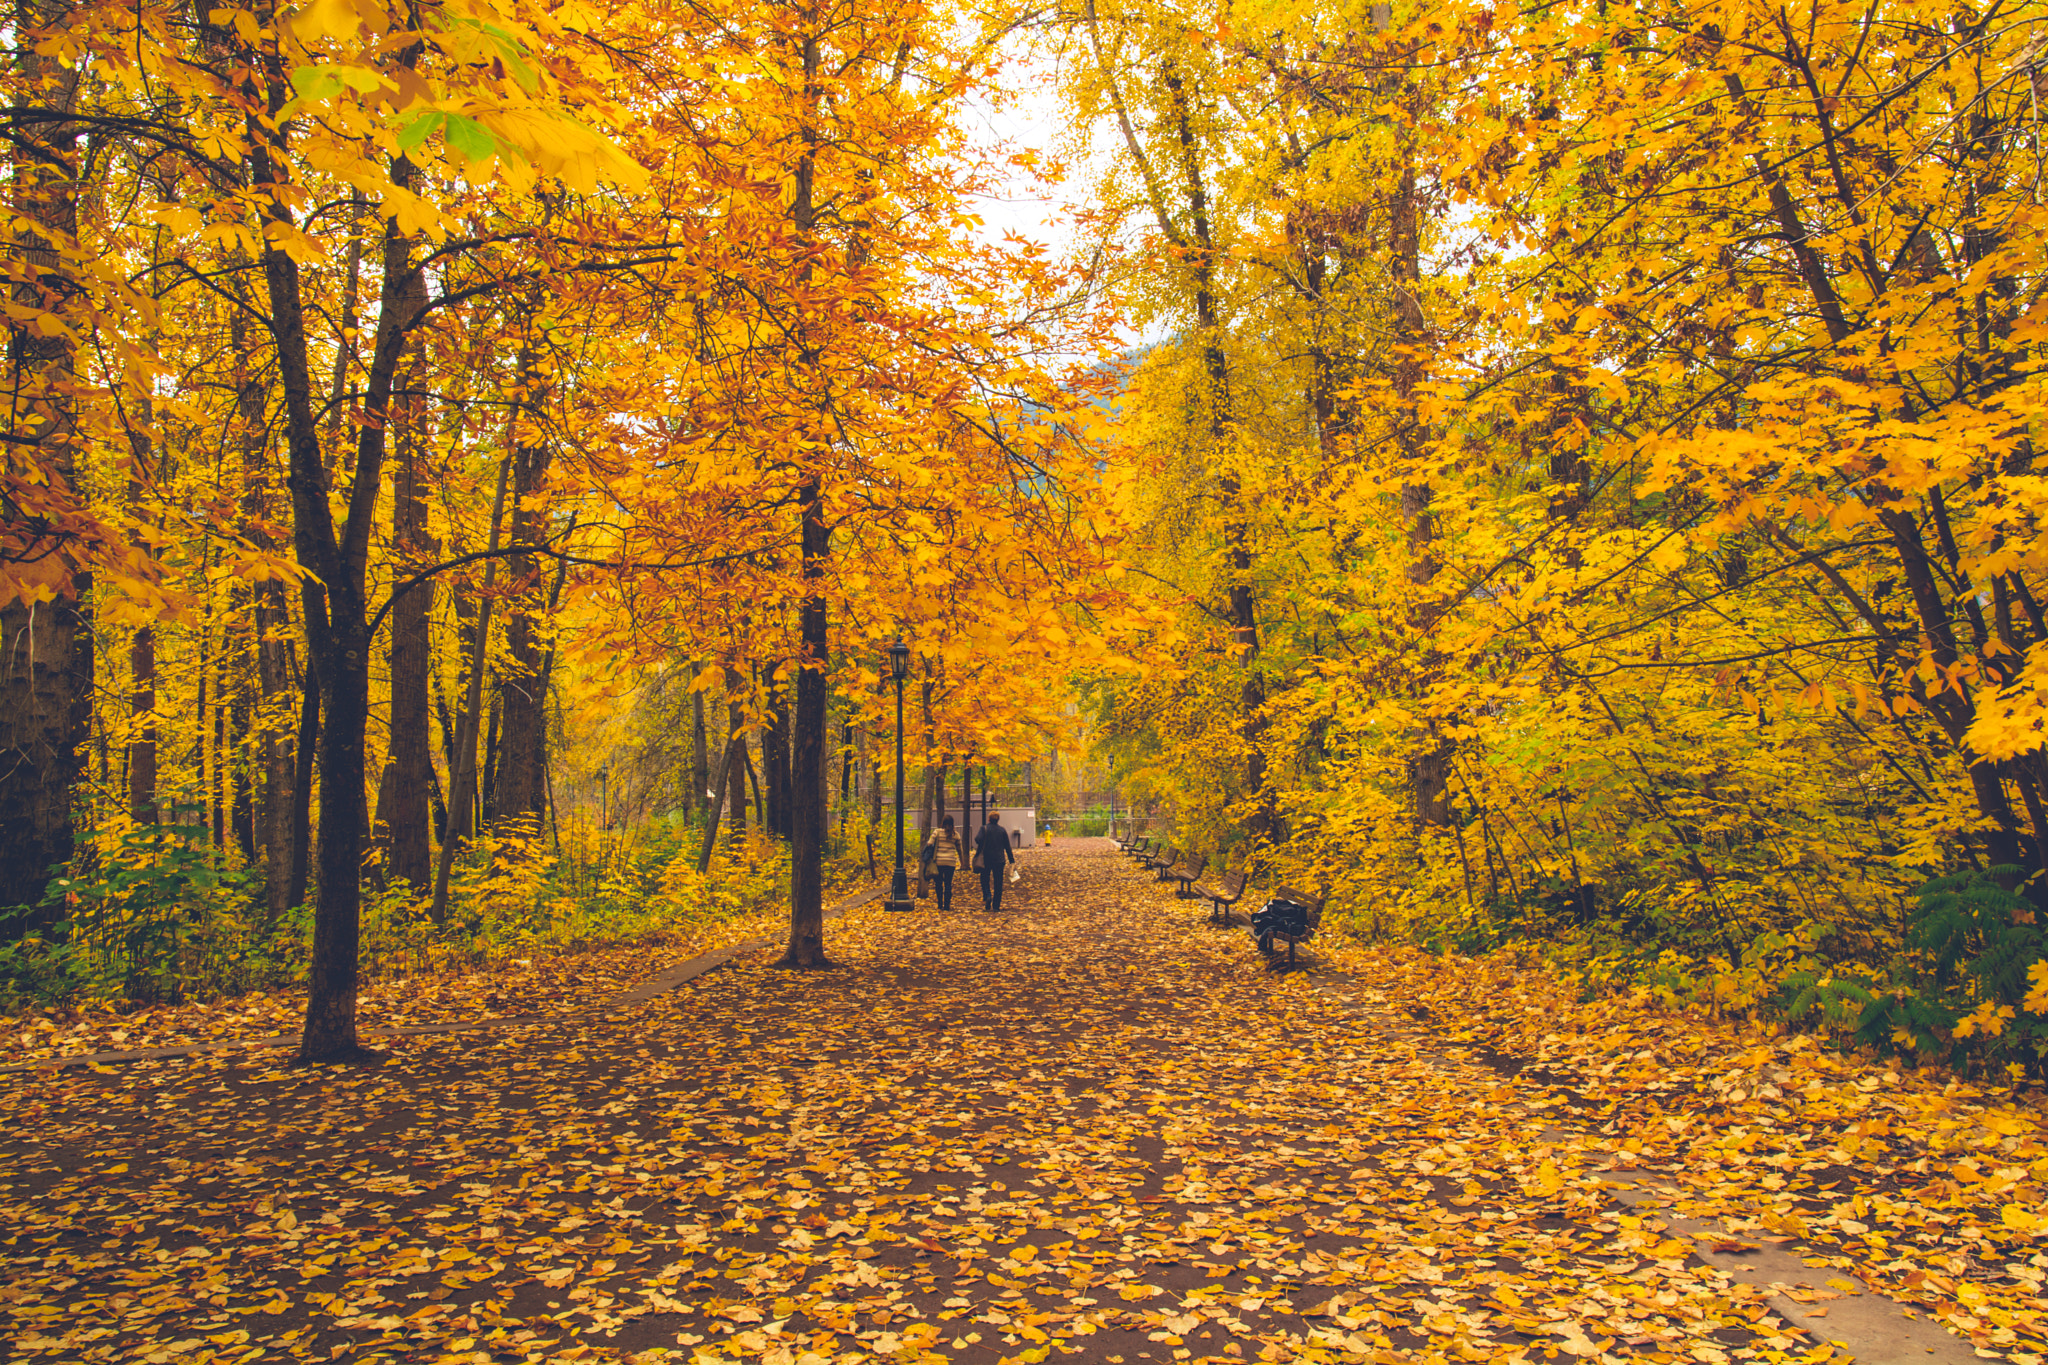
886, 642, 914, 912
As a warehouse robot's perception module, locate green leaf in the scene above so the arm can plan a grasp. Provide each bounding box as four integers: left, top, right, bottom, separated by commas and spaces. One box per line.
396, 109, 444, 152
442, 114, 499, 166
288, 65, 346, 102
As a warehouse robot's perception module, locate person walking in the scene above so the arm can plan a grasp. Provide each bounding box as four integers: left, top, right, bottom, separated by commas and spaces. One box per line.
925, 815, 964, 912
975, 812, 1015, 912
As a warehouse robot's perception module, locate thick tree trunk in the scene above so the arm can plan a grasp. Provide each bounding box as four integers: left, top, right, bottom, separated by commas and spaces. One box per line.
781, 475, 830, 967
0, 0, 86, 920
0, 600, 86, 913
256, 105, 425, 1056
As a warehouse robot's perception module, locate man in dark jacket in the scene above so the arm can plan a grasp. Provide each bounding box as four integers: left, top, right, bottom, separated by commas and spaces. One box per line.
975, 813, 1015, 911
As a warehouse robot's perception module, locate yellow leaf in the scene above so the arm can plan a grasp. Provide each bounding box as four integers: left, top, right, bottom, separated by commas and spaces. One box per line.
288, 0, 360, 43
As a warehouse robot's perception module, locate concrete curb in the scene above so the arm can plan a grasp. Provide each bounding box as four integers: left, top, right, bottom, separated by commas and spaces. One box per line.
1599, 1178, 1968, 1362
1, 882, 885, 1074
1343, 1003, 1976, 1361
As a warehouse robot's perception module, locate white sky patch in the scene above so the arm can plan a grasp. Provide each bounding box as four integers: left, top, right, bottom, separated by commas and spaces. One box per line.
957, 52, 1081, 260
956, 46, 1167, 358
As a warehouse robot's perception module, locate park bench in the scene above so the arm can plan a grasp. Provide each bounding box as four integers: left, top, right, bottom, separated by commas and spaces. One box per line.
1169, 852, 1206, 898
1112, 826, 1139, 853
1254, 885, 1326, 966
1197, 869, 1249, 926
1122, 835, 1152, 861
1143, 844, 1177, 875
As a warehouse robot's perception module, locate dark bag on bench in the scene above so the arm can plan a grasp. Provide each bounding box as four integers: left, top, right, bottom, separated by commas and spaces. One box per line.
1250, 898, 1311, 938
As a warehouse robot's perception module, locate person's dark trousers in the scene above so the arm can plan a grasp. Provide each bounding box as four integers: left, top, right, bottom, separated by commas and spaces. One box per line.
979, 865, 1004, 911
933, 866, 954, 911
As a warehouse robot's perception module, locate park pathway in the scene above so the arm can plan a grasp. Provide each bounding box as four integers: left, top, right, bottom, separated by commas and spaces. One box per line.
0, 841, 1985, 1364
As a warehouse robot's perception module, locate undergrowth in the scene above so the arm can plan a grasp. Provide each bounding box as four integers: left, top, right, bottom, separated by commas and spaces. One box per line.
0, 814, 863, 1013
1404, 866, 2048, 1079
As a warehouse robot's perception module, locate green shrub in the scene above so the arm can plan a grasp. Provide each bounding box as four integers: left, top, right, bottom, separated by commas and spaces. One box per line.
46, 818, 264, 1004
1849, 868, 2048, 1072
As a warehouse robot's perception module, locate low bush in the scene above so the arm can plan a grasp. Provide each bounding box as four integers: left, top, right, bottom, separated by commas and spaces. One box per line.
2, 814, 857, 1013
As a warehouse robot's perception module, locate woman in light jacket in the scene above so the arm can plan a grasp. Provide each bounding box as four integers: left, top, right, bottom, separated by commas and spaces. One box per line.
924, 815, 965, 912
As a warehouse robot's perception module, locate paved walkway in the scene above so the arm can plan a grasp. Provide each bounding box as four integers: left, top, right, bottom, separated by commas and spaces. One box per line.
0, 841, 1974, 1364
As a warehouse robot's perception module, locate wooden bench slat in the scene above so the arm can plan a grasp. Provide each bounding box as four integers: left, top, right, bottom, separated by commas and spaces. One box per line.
1197, 869, 1248, 925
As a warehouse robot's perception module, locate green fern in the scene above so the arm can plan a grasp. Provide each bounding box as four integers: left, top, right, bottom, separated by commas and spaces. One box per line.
1907, 867, 2042, 1001
1851, 868, 2048, 1071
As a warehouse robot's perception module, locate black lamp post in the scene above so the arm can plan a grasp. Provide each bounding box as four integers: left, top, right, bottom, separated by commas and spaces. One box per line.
885, 641, 913, 912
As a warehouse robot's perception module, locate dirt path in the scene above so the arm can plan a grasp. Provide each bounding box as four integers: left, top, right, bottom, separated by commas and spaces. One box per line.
0, 841, 1985, 1364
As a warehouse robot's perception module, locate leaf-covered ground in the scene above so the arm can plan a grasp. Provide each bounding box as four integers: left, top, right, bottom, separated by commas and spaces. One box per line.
2, 840, 2042, 1364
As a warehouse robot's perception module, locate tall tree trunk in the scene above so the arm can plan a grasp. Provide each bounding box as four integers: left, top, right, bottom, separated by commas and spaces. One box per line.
120, 368, 160, 828
868, 714, 882, 827
125, 439, 158, 826
0, 0, 86, 920
248, 409, 297, 918
496, 340, 553, 828
1167, 55, 1269, 841
838, 720, 852, 840
480, 692, 502, 825
254, 71, 426, 1053
229, 625, 255, 861
128, 626, 157, 824
1389, 126, 1451, 828
724, 695, 749, 843
697, 731, 742, 873
691, 679, 710, 824
745, 740, 763, 829
196, 607, 214, 840
287, 651, 316, 911
781, 474, 830, 967
386, 312, 434, 889
433, 643, 461, 838
917, 675, 935, 844
365, 760, 395, 892
763, 662, 791, 839
429, 451, 512, 925
322, 188, 366, 476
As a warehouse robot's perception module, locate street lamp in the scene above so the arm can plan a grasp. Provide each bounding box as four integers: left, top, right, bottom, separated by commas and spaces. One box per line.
885, 641, 913, 912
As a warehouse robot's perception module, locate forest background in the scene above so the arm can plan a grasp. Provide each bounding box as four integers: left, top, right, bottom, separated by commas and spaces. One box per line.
6, 0, 2048, 1075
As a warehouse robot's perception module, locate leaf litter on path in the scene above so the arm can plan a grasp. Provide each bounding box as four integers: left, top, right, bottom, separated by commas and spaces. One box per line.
0, 841, 2028, 1363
